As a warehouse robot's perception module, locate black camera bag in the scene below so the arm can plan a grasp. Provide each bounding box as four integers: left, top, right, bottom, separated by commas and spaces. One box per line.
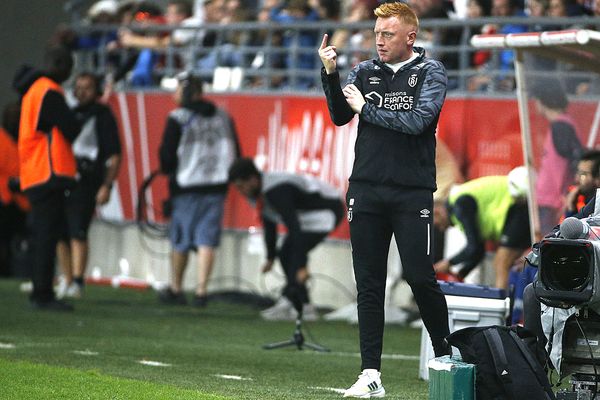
447, 325, 555, 400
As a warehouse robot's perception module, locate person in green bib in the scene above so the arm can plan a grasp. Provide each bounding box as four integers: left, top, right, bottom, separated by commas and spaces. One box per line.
433, 167, 532, 290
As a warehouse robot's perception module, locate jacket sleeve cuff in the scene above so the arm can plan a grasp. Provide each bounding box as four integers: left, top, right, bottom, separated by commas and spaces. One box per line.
321, 67, 340, 82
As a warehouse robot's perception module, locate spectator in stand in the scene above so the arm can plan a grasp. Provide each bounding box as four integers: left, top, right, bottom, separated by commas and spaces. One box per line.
158, 74, 240, 307
116, 1, 139, 25
50, 1, 120, 75
117, 0, 204, 78
51, 1, 119, 50
546, 0, 581, 28
548, 0, 569, 15
228, 158, 345, 321
0, 103, 29, 277
12, 47, 81, 311
433, 167, 532, 289
330, 0, 379, 70
562, 0, 590, 15
118, 1, 194, 51
522, 0, 560, 76
102, 2, 163, 89
465, 0, 495, 92
409, 0, 462, 88
564, 150, 600, 218
309, 0, 341, 20
492, 0, 526, 89
527, 0, 548, 18
468, 0, 492, 20
467, 0, 493, 66
467, 0, 526, 91
532, 79, 584, 234
270, 0, 320, 89
194, 0, 230, 80
118, 6, 167, 86
580, 0, 596, 15
224, 0, 243, 20
526, 0, 548, 32
55, 73, 122, 299
544, 0, 591, 92
196, 4, 250, 80
246, 5, 287, 88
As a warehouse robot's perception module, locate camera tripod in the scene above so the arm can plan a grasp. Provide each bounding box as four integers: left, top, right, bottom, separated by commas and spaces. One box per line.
263, 308, 330, 352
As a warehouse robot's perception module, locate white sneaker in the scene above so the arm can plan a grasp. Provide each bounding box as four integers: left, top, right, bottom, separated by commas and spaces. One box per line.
343, 369, 385, 398
64, 283, 82, 299
55, 277, 69, 299
260, 297, 296, 321
302, 303, 319, 321
409, 318, 423, 329
19, 281, 33, 293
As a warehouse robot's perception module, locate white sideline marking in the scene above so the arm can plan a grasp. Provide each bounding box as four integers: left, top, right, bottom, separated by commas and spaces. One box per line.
321, 351, 420, 361
73, 350, 99, 356
308, 386, 346, 394
138, 360, 172, 367
0, 343, 16, 349
381, 353, 420, 361
212, 374, 252, 381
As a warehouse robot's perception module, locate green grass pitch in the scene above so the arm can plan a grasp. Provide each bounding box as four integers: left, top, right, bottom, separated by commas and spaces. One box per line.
0, 279, 429, 399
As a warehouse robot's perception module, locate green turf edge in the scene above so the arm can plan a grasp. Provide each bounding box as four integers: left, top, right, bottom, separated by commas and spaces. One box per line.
0, 357, 230, 400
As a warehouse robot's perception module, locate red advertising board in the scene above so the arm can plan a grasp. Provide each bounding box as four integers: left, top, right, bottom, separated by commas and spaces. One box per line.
105, 93, 598, 240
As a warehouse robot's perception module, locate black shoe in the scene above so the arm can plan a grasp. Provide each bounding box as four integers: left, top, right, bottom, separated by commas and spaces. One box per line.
433, 338, 453, 357
158, 288, 187, 305
30, 299, 74, 312
192, 294, 208, 308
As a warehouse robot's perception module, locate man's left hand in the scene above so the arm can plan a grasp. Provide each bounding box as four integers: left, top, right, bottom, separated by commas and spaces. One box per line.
96, 184, 112, 205
343, 84, 366, 114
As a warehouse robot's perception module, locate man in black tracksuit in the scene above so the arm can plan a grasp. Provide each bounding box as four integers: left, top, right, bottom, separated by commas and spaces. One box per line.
319, 2, 449, 397
228, 158, 345, 320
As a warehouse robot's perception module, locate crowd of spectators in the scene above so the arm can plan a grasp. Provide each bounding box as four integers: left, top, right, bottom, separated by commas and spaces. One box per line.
49, 0, 600, 92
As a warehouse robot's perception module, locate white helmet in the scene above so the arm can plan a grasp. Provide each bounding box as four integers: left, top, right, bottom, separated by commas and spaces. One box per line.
508, 166, 532, 198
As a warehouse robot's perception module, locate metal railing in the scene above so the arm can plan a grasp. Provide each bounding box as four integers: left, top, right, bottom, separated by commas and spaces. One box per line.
70, 16, 600, 95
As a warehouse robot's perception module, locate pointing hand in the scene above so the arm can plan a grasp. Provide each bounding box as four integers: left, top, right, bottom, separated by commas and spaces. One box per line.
318, 34, 337, 75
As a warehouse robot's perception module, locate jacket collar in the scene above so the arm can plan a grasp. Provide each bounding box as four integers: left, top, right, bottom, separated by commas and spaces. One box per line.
374, 47, 426, 74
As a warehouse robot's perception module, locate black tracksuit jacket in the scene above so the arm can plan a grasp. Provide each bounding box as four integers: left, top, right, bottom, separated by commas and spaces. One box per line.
321, 47, 447, 191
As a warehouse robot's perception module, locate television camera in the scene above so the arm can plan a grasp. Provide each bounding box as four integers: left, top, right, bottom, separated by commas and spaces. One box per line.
533, 216, 600, 400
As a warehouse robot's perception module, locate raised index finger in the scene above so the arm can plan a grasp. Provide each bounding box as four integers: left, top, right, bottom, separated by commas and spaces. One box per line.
319, 34, 329, 50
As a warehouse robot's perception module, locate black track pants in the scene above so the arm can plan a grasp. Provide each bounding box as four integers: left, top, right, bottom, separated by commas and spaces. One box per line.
278, 231, 328, 305
347, 182, 450, 370
28, 189, 66, 303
